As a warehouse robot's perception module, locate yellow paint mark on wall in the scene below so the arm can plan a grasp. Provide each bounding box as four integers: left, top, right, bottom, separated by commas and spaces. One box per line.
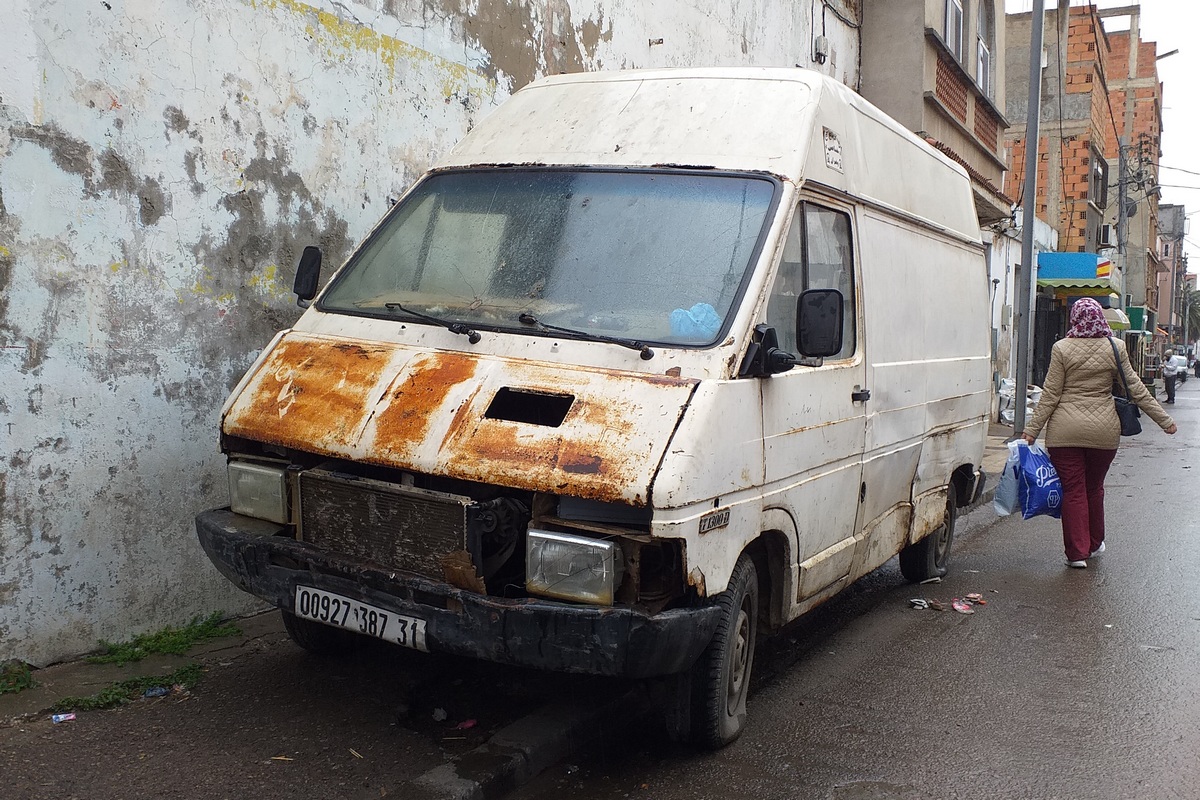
0, 245, 11, 258
247, 264, 291, 301
247, 0, 491, 97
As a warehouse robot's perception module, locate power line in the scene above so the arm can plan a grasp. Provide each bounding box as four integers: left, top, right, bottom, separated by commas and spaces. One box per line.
1159, 164, 1200, 179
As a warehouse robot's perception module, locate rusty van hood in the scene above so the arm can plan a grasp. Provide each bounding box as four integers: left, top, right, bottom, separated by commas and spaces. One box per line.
221, 332, 699, 506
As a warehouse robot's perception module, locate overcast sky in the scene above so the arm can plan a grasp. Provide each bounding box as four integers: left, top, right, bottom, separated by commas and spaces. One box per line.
1005, 0, 1198, 269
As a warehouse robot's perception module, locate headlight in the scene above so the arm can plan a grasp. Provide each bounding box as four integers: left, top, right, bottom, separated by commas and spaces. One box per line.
526, 529, 623, 606
228, 461, 288, 524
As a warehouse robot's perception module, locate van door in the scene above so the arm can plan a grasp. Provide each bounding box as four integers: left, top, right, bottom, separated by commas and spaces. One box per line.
759, 200, 867, 601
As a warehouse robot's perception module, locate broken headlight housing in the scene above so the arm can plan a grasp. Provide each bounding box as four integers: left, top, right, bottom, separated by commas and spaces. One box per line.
526, 529, 623, 606
228, 460, 288, 524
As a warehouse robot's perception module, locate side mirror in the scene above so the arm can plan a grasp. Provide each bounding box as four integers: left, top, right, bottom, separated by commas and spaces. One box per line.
738, 324, 796, 378
294, 246, 322, 308
797, 288, 844, 358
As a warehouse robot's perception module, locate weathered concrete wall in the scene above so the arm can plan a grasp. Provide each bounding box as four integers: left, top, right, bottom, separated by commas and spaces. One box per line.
0, 0, 859, 665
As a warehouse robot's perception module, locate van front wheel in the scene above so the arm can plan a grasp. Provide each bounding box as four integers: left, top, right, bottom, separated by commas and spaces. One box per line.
899, 494, 957, 582
690, 553, 758, 749
280, 609, 363, 657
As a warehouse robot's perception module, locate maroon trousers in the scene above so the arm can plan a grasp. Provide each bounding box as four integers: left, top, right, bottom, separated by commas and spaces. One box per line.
1047, 447, 1118, 562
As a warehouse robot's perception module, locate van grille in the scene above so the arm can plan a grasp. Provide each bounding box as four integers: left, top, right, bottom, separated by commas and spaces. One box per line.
298, 469, 472, 581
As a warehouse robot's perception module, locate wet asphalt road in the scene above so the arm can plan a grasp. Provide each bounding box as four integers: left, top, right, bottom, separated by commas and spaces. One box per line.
2, 384, 1195, 800
513, 381, 1200, 800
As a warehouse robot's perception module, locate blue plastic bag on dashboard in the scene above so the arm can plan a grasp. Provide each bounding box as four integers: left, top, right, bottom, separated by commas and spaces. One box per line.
994, 441, 1063, 520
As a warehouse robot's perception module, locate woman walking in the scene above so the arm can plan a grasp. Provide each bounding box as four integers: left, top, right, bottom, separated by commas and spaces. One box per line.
1022, 298, 1176, 568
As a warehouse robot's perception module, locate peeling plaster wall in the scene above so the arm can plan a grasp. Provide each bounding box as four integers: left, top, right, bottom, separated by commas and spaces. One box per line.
1, 0, 859, 665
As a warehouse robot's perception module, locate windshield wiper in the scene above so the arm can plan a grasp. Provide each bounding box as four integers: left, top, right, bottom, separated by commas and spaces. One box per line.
385, 303, 481, 344
518, 312, 654, 360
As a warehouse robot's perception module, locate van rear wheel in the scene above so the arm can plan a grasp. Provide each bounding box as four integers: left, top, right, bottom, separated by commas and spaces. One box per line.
280, 609, 364, 656
690, 553, 758, 749
899, 493, 957, 582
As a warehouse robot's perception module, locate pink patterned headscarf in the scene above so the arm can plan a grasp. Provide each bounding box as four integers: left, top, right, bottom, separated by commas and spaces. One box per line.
1066, 297, 1113, 338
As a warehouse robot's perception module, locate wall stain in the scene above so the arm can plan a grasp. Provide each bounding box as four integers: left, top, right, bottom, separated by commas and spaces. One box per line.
543, 0, 587, 77
257, 0, 483, 96
201, 132, 350, 296
457, 0, 540, 89
0, 235, 17, 347
182, 150, 205, 195
99, 149, 169, 226
163, 106, 190, 136
99, 148, 138, 194
11, 123, 95, 187
138, 178, 166, 226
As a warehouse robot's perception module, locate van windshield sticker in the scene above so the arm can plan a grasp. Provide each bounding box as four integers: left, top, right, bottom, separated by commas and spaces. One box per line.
823, 128, 844, 174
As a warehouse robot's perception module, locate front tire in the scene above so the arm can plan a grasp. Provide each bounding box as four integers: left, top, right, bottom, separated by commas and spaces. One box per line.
690, 553, 758, 749
280, 609, 363, 657
899, 492, 957, 582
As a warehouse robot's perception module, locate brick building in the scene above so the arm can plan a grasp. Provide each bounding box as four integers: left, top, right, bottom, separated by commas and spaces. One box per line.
1102, 6, 1166, 343
1004, 3, 1163, 383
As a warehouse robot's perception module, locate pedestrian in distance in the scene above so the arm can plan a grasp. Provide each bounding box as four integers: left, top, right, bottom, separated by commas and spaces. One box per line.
1163, 348, 1181, 403
1021, 298, 1176, 569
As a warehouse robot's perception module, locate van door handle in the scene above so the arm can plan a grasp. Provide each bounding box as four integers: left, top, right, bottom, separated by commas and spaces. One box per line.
851, 388, 871, 403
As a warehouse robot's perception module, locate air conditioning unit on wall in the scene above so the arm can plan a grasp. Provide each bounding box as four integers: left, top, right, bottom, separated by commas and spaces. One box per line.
1099, 224, 1115, 248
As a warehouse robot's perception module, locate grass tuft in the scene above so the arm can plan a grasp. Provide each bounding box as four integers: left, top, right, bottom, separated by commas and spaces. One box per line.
1, 660, 37, 696
86, 612, 240, 666
50, 663, 205, 712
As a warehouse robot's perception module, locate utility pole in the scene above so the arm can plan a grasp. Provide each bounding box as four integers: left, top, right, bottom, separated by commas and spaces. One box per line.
1117, 138, 1129, 255
1014, 0, 1047, 437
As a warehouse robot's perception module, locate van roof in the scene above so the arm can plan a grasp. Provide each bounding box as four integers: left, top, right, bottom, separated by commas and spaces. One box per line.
439, 68, 982, 243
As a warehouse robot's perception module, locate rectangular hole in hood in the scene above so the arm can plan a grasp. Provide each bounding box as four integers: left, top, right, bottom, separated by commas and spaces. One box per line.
484, 387, 574, 427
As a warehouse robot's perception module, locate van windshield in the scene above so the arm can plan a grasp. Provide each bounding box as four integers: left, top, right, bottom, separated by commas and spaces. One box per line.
318, 169, 777, 347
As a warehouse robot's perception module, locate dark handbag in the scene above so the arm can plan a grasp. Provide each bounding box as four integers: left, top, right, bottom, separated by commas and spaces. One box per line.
1109, 337, 1142, 436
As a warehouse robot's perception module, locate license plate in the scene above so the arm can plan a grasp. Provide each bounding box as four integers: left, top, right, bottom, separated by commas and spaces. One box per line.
293, 586, 428, 652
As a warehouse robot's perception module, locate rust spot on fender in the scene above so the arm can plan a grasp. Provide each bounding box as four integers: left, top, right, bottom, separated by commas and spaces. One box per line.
438, 376, 655, 503
370, 352, 479, 463
223, 334, 394, 453
560, 453, 602, 474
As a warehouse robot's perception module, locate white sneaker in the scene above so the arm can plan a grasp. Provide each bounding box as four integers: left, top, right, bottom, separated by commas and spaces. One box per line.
1090, 542, 1106, 557
1066, 560, 1088, 569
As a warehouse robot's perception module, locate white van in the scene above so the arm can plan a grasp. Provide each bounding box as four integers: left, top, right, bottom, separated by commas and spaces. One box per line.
197, 68, 990, 747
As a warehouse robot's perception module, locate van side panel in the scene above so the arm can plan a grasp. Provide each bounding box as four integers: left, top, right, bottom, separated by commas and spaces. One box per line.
857, 209, 989, 530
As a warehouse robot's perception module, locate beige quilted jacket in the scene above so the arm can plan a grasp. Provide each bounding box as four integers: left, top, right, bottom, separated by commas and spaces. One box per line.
1024, 337, 1174, 449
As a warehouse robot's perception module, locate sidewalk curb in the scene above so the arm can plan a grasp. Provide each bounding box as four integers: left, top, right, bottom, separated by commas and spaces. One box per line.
402, 685, 649, 799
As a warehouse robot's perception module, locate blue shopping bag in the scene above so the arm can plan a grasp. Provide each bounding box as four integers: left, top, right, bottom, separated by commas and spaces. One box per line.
994, 441, 1063, 520
1016, 441, 1062, 519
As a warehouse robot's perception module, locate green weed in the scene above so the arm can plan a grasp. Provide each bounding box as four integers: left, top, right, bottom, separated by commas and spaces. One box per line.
1, 660, 37, 696
50, 663, 205, 712
87, 612, 240, 666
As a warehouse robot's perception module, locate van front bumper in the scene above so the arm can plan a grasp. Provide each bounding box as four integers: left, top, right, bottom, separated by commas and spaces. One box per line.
196, 508, 720, 678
